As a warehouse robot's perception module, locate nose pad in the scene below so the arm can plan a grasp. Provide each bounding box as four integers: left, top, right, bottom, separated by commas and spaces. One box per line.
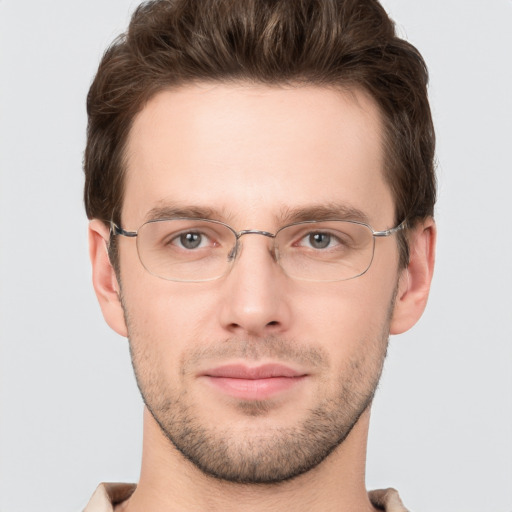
271, 244, 280, 263
227, 243, 238, 262
226, 233, 279, 267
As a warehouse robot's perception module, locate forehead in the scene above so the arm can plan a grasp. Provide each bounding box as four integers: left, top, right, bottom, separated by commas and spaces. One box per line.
123, 83, 394, 228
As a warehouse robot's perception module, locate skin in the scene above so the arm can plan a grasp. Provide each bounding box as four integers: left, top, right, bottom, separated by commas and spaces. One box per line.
89, 83, 436, 511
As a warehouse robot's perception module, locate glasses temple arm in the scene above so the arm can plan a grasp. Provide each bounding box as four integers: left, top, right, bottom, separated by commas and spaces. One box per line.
110, 221, 138, 238
372, 219, 408, 238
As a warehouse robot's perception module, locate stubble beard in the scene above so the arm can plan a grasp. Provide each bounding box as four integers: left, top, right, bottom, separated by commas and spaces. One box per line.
125, 318, 391, 485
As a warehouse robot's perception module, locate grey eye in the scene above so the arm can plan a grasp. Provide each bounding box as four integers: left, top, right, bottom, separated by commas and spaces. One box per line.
308, 233, 331, 249
179, 232, 203, 249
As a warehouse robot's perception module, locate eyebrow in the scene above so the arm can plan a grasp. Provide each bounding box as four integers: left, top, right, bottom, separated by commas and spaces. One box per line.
144, 204, 221, 223
143, 201, 370, 226
278, 203, 370, 225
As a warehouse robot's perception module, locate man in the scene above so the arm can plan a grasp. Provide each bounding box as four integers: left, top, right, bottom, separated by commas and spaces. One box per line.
84, 0, 436, 510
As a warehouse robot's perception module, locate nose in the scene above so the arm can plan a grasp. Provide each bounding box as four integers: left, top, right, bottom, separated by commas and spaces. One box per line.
218, 234, 292, 337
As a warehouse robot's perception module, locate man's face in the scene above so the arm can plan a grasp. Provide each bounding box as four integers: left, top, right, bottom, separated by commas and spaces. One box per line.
117, 84, 401, 483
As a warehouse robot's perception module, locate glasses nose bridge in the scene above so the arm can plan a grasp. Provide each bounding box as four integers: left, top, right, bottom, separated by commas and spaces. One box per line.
237, 229, 276, 239
230, 229, 278, 261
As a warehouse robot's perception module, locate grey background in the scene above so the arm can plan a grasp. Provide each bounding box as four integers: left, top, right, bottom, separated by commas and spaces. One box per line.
0, 1, 511, 510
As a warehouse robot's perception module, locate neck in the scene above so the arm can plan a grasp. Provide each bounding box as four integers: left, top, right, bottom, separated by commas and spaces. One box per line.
117, 407, 377, 512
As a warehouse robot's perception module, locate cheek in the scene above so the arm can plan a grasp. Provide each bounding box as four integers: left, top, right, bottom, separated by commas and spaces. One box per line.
120, 268, 222, 365
122, 289, 195, 396
293, 274, 396, 332
290, 276, 396, 372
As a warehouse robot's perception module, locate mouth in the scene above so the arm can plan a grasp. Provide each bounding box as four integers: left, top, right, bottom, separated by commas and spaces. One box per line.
200, 364, 308, 401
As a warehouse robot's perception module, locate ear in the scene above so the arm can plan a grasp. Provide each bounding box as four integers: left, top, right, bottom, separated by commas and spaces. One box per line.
88, 219, 128, 337
390, 217, 436, 335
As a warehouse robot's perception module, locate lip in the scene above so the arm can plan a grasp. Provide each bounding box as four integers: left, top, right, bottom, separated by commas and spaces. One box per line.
200, 364, 308, 400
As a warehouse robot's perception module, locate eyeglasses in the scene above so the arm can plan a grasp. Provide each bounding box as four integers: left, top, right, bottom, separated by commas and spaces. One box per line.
110, 218, 406, 282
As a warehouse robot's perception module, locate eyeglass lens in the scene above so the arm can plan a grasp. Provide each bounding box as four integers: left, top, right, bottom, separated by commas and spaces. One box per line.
134, 219, 376, 282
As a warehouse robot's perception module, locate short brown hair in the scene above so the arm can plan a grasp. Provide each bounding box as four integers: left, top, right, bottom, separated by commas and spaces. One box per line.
84, 0, 436, 268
